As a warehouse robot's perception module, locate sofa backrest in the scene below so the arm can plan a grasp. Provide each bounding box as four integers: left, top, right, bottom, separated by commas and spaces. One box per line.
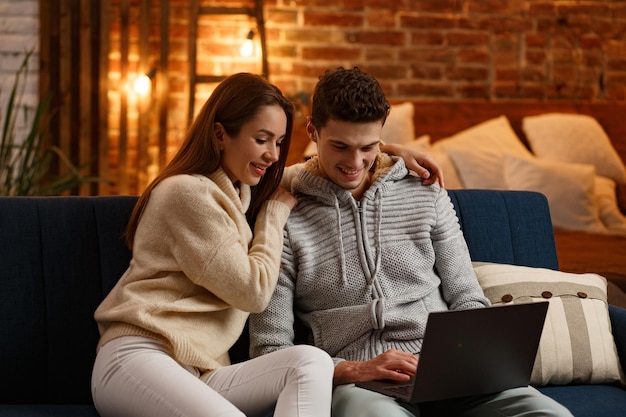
0, 196, 136, 404
0, 190, 558, 405
448, 189, 558, 270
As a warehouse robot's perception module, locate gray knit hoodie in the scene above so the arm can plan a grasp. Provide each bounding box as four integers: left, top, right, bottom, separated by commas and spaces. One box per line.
249, 153, 490, 364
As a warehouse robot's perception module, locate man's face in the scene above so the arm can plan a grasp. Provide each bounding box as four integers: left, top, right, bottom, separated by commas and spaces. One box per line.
309, 117, 382, 197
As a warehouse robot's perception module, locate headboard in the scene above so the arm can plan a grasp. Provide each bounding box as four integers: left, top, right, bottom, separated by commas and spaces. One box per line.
406, 100, 626, 166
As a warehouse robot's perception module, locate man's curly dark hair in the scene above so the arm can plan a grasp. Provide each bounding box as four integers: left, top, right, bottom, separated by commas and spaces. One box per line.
310, 67, 390, 130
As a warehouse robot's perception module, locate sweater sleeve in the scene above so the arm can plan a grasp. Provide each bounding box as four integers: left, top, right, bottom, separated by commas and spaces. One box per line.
147, 176, 291, 313
431, 186, 491, 310
248, 228, 298, 358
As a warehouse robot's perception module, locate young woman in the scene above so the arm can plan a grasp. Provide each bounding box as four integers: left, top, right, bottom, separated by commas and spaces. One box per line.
91, 73, 334, 417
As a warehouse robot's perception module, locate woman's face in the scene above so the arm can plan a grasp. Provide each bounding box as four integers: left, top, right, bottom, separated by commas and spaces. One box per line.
218, 105, 287, 186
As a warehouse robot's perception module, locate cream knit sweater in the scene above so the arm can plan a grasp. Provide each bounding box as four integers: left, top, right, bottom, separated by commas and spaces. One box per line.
95, 169, 290, 371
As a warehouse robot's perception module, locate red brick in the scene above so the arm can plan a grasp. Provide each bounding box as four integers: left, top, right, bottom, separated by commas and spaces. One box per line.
366, 48, 394, 61
459, 16, 532, 32
397, 82, 454, 97
302, 46, 361, 60
304, 12, 363, 27
403, 0, 463, 13
359, 64, 407, 79
493, 83, 522, 99
526, 50, 546, 65
446, 32, 490, 46
398, 48, 455, 64
457, 49, 490, 64
468, 0, 525, 15
446, 66, 489, 82
553, 49, 576, 64
457, 83, 490, 99
583, 51, 603, 67
495, 68, 520, 81
580, 34, 603, 50
366, 10, 395, 28
525, 34, 548, 48
527, 2, 555, 16
350, 31, 406, 46
266, 9, 298, 25
410, 65, 443, 80
557, 3, 612, 18
522, 67, 546, 82
410, 32, 445, 46
400, 15, 459, 30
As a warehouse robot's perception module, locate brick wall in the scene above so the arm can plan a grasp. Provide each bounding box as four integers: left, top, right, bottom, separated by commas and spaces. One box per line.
262, 0, 626, 101
0, 0, 39, 138
8, 0, 626, 194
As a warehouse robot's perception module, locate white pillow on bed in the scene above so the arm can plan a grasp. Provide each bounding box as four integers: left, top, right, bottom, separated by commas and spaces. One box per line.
406, 135, 464, 189
523, 113, 626, 185
434, 115, 532, 157
503, 154, 606, 233
446, 148, 507, 190
431, 115, 531, 190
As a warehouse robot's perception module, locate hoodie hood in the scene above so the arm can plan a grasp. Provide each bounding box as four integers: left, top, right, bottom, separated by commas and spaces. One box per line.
292, 152, 409, 204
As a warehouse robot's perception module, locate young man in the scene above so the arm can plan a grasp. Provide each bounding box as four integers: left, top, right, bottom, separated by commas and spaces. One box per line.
249, 67, 573, 417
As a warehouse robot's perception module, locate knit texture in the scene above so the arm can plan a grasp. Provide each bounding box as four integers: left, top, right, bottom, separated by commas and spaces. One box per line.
249, 154, 489, 363
95, 170, 291, 371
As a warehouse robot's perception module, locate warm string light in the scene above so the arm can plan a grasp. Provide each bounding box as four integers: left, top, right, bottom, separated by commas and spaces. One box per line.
240, 30, 254, 57
133, 69, 156, 96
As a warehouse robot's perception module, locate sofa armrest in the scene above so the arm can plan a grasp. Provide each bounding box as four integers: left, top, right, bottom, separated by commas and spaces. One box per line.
609, 305, 626, 369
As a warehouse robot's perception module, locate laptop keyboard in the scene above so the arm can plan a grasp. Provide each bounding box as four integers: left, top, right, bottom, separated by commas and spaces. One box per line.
384, 384, 412, 396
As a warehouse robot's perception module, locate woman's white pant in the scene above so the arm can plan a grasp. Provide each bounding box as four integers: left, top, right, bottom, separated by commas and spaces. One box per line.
92, 336, 333, 417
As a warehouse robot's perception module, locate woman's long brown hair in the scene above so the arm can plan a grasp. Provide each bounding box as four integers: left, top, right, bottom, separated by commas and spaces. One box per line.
125, 73, 294, 248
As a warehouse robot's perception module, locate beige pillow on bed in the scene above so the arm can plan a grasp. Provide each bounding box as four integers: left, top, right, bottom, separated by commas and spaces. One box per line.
434, 115, 532, 157
523, 113, 626, 185
406, 135, 464, 189
381, 102, 415, 145
446, 148, 507, 190
503, 154, 605, 233
473, 261, 625, 387
431, 115, 531, 190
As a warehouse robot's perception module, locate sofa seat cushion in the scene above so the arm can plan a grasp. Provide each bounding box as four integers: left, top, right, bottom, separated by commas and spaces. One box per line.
539, 384, 626, 417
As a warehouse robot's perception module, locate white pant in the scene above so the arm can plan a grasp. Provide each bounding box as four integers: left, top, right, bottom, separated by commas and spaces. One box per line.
92, 336, 333, 417
332, 384, 574, 417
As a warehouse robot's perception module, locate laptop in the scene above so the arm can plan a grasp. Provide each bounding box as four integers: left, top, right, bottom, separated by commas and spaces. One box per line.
356, 301, 548, 403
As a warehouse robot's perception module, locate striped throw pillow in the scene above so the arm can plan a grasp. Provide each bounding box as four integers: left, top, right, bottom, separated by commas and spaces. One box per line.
472, 261, 625, 386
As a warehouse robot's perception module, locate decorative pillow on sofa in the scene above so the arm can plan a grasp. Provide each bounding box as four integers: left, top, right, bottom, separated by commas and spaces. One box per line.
503, 154, 605, 233
522, 113, 626, 184
472, 261, 625, 387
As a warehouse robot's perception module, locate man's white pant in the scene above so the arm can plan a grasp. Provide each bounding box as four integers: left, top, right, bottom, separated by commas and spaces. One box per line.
332, 383, 574, 417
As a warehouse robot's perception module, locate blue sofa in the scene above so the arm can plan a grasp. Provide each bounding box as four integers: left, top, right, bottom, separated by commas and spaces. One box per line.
0, 190, 625, 416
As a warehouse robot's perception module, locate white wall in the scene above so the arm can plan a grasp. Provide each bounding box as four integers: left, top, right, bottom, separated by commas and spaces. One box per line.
0, 0, 39, 139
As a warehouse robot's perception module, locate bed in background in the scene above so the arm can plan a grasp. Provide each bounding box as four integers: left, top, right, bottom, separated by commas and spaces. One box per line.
407, 101, 626, 299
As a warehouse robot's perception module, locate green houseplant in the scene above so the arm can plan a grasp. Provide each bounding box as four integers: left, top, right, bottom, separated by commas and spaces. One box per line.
0, 50, 100, 196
